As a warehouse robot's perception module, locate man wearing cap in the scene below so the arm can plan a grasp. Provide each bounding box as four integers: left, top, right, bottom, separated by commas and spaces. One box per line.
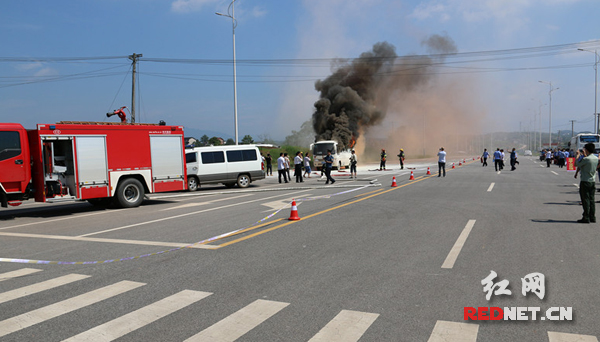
397, 148, 405, 169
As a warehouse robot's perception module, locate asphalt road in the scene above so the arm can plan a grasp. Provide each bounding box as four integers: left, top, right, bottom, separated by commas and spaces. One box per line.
0, 155, 599, 342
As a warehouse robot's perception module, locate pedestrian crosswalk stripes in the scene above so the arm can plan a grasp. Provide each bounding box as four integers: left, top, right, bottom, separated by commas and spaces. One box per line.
0, 268, 598, 341
184, 299, 289, 342
0, 268, 42, 281
0, 280, 145, 338
0, 273, 90, 304
63, 290, 212, 342
548, 331, 599, 342
307, 309, 379, 342
427, 320, 479, 342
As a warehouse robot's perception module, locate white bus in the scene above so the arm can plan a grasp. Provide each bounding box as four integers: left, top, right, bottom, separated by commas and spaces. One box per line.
569, 133, 600, 154
310, 140, 352, 171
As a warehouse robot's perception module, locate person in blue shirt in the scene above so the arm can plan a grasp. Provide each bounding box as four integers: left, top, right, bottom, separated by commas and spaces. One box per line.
323, 150, 336, 185
510, 148, 518, 171
493, 148, 502, 171
482, 149, 489, 167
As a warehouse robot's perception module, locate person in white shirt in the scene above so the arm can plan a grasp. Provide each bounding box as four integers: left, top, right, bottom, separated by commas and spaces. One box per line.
303, 152, 312, 178
294, 151, 304, 183
277, 153, 288, 183
437, 147, 447, 177
349, 150, 357, 179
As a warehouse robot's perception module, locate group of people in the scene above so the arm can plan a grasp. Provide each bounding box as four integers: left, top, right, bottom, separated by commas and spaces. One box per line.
263, 152, 313, 184
480, 148, 519, 171
379, 148, 406, 171
541, 148, 572, 168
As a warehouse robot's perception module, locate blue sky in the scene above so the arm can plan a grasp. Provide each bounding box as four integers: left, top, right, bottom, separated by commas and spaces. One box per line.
1, 0, 600, 142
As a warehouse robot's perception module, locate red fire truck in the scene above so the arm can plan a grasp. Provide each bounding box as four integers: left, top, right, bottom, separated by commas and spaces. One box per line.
0, 121, 186, 208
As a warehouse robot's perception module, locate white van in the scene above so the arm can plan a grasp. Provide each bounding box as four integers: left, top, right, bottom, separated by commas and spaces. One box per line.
185, 145, 265, 190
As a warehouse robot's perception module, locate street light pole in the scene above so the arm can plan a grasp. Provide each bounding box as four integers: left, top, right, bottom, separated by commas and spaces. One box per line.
577, 48, 599, 135
539, 81, 559, 149
217, 0, 239, 145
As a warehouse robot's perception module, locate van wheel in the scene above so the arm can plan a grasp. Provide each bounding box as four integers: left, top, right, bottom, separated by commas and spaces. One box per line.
237, 174, 250, 188
187, 176, 199, 191
115, 178, 144, 208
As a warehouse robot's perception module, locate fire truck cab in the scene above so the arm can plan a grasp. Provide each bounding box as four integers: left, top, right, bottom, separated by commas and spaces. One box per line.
0, 122, 186, 208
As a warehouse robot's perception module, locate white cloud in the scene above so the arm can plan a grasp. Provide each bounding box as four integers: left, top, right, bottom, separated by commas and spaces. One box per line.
250, 6, 267, 18
16, 62, 44, 71
34, 67, 58, 77
171, 0, 219, 13
410, 3, 448, 20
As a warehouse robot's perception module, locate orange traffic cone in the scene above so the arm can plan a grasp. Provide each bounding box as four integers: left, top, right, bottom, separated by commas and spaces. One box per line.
452, 163, 455, 169
409, 171, 415, 180
391, 176, 398, 187
288, 200, 301, 221
473, 157, 475, 161
426, 167, 431, 175
463, 159, 466, 163
459, 161, 462, 166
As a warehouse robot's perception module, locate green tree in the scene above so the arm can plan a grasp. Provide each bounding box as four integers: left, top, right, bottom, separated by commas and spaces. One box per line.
284, 120, 315, 148
208, 136, 222, 146
225, 138, 235, 145
241, 135, 254, 144
199, 134, 209, 146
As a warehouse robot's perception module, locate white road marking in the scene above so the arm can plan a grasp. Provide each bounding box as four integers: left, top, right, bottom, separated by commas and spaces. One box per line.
261, 194, 310, 212
551, 171, 559, 175
0, 268, 42, 282
184, 299, 289, 342
63, 290, 212, 342
161, 193, 253, 211
0, 274, 90, 304
497, 171, 501, 174
308, 310, 380, 342
441, 219, 476, 269
427, 320, 478, 342
80, 190, 313, 237
0, 280, 145, 338
0, 210, 119, 231
548, 331, 599, 342
0, 232, 217, 249
487, 183, 495, 192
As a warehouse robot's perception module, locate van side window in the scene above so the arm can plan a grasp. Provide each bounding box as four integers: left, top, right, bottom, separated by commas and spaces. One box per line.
185, 152, 197, 163
226, 149, 257, 162
201, 151, 225, 164
0, 131, 21, 161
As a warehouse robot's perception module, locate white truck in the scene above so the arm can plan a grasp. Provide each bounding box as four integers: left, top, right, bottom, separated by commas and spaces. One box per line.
310, 140, 352, 171
569, 133, 600, 154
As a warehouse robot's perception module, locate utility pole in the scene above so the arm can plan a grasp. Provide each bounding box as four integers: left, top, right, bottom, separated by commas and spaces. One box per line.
569, 120, 576, 138
129, 53, 143, 123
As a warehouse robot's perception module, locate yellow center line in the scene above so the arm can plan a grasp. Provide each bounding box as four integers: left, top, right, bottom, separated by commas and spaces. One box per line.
217, 175, 435, 248
199, 218, 283, 246
354, 188, 384, 198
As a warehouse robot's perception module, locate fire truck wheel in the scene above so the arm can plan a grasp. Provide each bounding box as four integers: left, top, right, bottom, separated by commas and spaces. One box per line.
237, 174, 250, 188
116, 178, 144, 208
187, 176, 199, 191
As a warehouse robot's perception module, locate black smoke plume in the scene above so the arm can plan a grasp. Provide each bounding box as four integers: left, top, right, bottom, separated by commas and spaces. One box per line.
312, 35, 457, 149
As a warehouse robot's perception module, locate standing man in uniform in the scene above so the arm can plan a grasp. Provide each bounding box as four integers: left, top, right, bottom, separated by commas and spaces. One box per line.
437, 147, 446, 177
546, 150, 552, 167
324, 150, 336, 184
575, 143, 598, 223
380, 149, 387, 171
397, 149, 405, 169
